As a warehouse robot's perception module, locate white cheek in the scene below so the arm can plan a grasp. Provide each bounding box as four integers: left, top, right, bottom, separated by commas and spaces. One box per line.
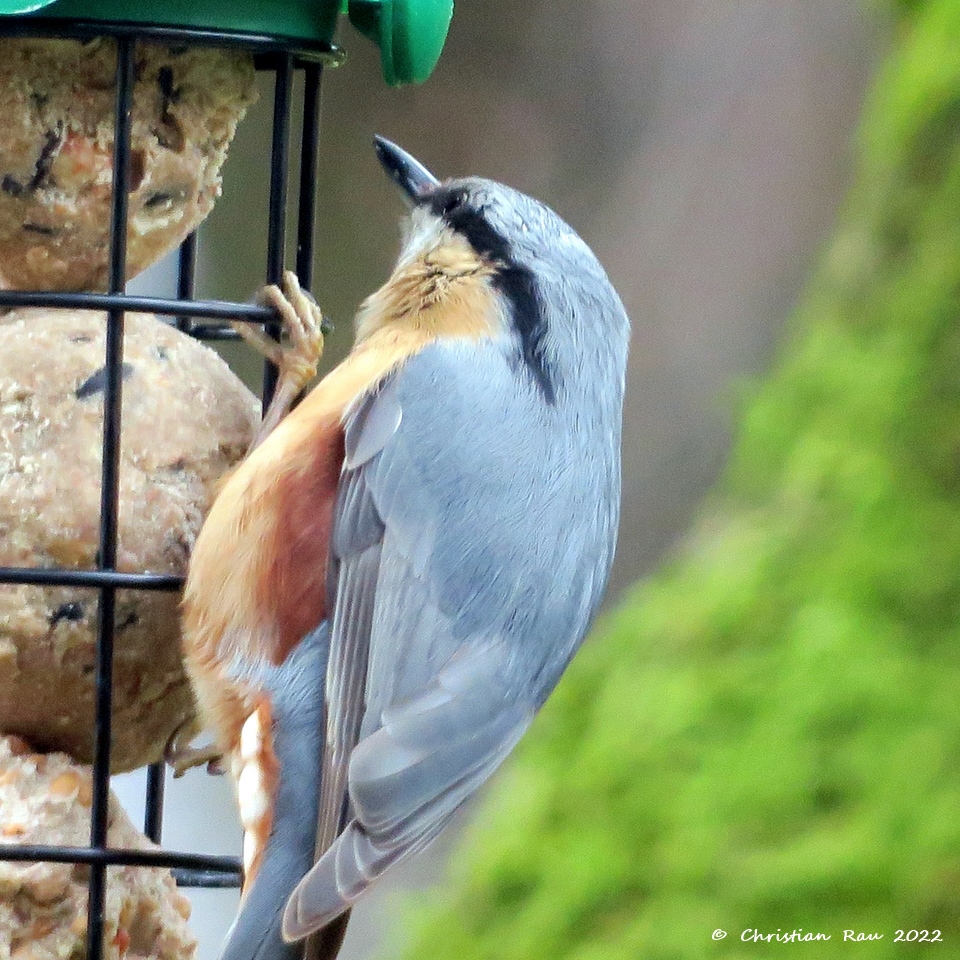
398, 209, 448, 266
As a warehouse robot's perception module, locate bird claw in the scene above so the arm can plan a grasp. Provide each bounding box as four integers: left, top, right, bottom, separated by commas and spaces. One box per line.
165, 723, 225, 778
234, 270, 327, 449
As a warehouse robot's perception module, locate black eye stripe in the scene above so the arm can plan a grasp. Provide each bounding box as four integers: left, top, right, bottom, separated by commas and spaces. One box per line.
426, 187, 467, 221
444, 207, 510, 265
441, 190, 466, 216
424, 187, 556, 403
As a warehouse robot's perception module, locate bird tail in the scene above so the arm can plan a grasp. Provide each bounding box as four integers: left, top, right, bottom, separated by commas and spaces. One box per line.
302, 912, 352, 960
220, 624, 337, 960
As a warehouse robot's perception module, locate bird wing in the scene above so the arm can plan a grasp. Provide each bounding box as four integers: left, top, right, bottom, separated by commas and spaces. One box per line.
283, 336, 604, 941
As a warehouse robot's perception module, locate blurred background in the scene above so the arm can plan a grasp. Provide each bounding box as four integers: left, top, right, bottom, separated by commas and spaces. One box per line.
111, 0, 912, 956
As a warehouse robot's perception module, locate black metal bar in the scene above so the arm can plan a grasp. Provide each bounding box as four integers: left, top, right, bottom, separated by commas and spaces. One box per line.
176, 232, 198, 333
0, 844, 242, 875
172, 868, 245, 888
86, 36, 134, 960
148, 215, 198, 856
144, 763, 166, 843
296, 63, 323, 288
266, 53, 293, 287
0, 566, 182, 590
262, 53, 294, 407
188, 324, 244, 341
0, 290, 277, 322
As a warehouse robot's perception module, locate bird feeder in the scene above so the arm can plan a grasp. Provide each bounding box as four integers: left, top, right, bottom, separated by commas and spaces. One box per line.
0, 0, 452, 957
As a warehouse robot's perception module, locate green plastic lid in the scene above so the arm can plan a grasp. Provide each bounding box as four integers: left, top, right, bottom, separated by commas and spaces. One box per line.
0, 0, 51, 11
348, 0, 452, 86
0, 0, 453, 85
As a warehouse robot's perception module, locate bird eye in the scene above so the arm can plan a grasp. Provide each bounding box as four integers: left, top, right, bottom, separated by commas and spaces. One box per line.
441, 191, 466, 217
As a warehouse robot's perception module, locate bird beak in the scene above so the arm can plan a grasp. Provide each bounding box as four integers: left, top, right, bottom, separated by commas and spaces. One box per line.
374, 135, 439, 204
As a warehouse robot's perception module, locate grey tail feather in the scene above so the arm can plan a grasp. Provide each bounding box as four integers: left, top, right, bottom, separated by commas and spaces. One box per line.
220, 624, 330, 960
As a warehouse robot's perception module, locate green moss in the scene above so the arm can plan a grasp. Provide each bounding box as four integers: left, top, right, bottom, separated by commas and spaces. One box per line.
392, 1, 960, 957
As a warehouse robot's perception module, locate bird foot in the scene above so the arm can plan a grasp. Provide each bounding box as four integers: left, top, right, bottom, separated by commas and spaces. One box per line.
164, 724, 225, 778
234, 270, 327, 449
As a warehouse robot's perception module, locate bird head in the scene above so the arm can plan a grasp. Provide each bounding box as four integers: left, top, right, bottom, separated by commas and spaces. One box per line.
373, 135, 585, 275
366, 136, 629, 405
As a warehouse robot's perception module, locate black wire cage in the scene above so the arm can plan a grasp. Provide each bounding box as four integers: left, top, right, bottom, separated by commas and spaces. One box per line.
0, 16, 338, 960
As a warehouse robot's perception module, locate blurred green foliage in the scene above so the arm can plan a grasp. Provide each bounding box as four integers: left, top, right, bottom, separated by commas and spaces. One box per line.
394, 0, 960, 956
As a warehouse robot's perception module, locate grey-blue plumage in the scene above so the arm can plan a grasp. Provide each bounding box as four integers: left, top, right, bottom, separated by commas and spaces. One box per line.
281, 159, 630, 942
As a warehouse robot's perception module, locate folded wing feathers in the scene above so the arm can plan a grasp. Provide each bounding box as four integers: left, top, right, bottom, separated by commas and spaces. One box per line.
284, 675, 531, 940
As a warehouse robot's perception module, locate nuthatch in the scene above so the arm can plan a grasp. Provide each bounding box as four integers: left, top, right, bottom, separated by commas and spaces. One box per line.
178, 137, 630, 960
